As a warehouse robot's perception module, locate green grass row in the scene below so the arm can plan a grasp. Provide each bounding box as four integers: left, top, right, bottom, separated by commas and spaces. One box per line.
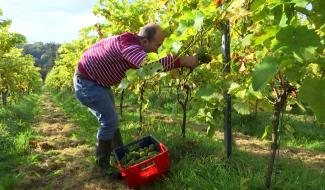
115, 88, 325, 152
232, 113, 325, 152
50, 89, 325, 190
0, 94, 41, 190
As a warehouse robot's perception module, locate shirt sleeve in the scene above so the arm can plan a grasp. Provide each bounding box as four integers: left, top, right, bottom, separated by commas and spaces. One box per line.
159, 55, 181, 71
119, 32, 181, 70
122, 46, 181, 70
121, 44, 147, 68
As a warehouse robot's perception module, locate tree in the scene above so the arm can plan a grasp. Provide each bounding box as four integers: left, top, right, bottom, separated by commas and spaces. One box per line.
0, 9, 41, 106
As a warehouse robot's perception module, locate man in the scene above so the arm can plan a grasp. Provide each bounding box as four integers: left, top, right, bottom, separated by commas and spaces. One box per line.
73, 23, 199, 177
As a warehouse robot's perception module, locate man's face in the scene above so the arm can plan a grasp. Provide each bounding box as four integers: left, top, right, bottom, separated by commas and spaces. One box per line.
143, 29, 164, 53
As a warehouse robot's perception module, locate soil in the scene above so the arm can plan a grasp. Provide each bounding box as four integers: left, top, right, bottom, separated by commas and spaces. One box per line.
15, 93, 128, 190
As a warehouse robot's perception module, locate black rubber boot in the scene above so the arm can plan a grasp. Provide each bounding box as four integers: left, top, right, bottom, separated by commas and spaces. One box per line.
109, 129, 124, 179
110, 128, 124, 166
95, 139, 112, 173
96, 136, 123, 179
111, 128, 124, 150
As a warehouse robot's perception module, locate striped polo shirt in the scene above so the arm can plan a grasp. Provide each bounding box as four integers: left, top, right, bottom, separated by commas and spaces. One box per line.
77, 32, 181, 87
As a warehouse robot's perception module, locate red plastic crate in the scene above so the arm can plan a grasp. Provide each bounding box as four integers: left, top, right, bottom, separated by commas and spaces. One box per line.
113, 135, 170, 189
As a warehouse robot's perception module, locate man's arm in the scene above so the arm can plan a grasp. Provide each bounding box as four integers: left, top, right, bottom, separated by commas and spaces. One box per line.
158, 55, 198, 71
120, 33, 199, 70
122, 45, 199, 70
178, 55, 198, 69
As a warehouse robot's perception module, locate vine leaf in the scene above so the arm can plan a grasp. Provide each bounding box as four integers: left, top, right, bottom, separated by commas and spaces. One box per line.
273, 26, 321, 54
298, 78, 325, 123
233, 100, 251, 115
252, 56, 278, 91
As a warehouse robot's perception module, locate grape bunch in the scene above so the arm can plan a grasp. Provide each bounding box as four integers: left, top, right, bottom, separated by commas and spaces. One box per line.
120, 144, 159, 168
197, 47, 212, 64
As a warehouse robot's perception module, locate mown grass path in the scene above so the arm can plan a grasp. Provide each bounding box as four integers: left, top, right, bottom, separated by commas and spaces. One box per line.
14, 93, 126, 190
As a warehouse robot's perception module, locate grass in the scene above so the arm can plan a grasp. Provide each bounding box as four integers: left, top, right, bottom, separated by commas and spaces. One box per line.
0, 94, 41, 190
51, 90, 325, 190
116, 89, 325, 153
232, 112, 325, 152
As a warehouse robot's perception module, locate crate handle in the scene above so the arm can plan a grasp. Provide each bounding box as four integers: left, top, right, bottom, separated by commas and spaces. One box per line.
140, 161, 158, 178
159, 143, 167, 152
141, 161, 155, 171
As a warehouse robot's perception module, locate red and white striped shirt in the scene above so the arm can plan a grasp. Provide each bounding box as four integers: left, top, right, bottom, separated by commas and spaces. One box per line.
77, 32, 181, 87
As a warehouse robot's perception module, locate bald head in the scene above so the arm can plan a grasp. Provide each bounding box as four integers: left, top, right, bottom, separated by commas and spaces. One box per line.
139, 23, 163, 41
138, 23, 165, 53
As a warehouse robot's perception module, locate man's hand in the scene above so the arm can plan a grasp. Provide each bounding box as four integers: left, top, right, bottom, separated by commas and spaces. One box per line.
179, 55, 199, 69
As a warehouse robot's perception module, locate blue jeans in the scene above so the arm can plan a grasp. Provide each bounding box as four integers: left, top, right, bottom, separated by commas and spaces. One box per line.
73, 75, 118, 140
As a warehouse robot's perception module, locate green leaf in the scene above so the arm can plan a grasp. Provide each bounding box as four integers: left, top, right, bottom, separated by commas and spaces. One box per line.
279, 13, 288, 27
92, 4, 101, 15
301, 46, 318, 61
196, 108, 212, 122
284, 65, 302, 82
298, 78, 325, 123
268, 0, 282, 6
252, 26, 279, 46
206, 108, 222, 137
250, 0, 265, 11
196, 84, 223, 101
193, 10, 204, 30
273, 5, 283, 25
118, 78, 129, 89
149, 62, 163, 72
146, 53, 160, 63
291, 0, 309, 8
294, 101, 306, 112
171, 41, 182, 54
228, 82, 241, 95
196, 84, 217, 97
248, 85, 263, 99
257, 99, 273, 112
207, 124, 217, 137
137, 68, 145, 79
233, 100, 251, 115
241, 34, 253, 47
252, 56, 278, 91
293, 52, 304, 63
256, 50, 266, 60
235, 89, 247, 99
142, 62, 162, 76
126, 69, 138, 81
143, 101, 149, 111
175, 19, 194, 36
162, 37, 173, 50
262, 125, 271, 140
273, 26, 321, 53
